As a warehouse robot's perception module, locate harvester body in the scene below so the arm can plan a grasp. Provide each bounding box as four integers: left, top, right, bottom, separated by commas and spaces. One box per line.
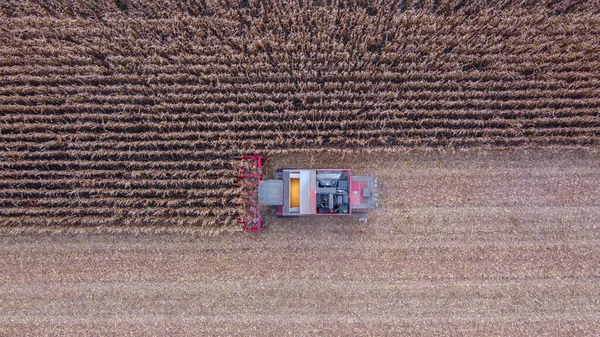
260, 169, 379, 217
237, 156, 380, 231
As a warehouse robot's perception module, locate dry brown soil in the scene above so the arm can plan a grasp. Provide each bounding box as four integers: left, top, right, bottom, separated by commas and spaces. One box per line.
1, 149, 599, 336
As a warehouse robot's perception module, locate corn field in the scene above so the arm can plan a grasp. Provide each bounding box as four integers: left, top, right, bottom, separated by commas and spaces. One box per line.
1, 0, 599, 233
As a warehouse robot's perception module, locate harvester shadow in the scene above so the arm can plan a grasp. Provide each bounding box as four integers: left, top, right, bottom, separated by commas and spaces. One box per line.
260, 210, 370, 239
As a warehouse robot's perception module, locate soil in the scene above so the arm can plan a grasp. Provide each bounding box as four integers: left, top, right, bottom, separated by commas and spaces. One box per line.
1, 149, 599, 336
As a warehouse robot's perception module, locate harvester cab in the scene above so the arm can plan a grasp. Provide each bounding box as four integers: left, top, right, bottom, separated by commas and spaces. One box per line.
237, 156, 380, 231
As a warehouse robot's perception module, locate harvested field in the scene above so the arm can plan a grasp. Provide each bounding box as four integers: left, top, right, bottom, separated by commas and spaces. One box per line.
1, 1, 600, 232
1, 149, 599, 335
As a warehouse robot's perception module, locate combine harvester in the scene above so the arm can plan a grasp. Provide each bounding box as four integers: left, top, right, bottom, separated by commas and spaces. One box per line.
237, 156, 380, 231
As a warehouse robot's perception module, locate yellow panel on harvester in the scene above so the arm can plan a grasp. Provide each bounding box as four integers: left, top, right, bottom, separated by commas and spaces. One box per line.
290, 177, 300, 208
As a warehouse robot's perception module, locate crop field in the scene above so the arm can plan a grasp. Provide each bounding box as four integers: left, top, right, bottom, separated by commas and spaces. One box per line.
1, 0, 600, 233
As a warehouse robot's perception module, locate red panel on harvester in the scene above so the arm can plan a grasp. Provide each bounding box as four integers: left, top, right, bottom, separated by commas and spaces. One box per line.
350, 178, 369, 207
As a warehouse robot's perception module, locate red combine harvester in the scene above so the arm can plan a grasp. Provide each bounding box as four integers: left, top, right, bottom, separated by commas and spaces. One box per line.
237, 156, 380, 231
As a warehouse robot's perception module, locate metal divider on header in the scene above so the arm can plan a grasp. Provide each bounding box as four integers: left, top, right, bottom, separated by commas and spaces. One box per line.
236, 155, 263, 231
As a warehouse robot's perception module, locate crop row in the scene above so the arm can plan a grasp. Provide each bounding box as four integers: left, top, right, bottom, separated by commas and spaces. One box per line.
3, 126, 600, 155
2, 88, 599, 107
0, 188, 243, 199
1, 106, 596, 139
2, 69, 600, 88
0, 197, 243, 209
2, 99, 599, 120
0, 206, 242, 218
0, 159, 238, 171
2, 129, 599, 163
3, 134, 599, 170
0, 216, 241, 232
1, 50, 598, 76
0, 178, 237, 190
2, 108, 598, 128
0, 111, 600, 132
3, 112, 598, 135
0, 169, 233, 180
2, 79, 600, 98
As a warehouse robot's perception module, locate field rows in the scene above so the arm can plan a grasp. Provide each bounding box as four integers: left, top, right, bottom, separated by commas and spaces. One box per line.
2, 82, 598, 97
1, 58, 599, 76
1, 2, 599, 232
4, 129, 598, 152
3, 82, 600, 99
0, 216, 233, 230
0, 188, 242, 199
2, 108, 598, 126
3, 111, 598, 128
0, 169, 233, 179
2, 93, 600, 109
2, 72, 600, 89
0, 196, 240, 207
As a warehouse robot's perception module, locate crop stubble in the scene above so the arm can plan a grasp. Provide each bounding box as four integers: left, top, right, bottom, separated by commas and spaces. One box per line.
1, 1, 599, 233
1, 149, 599, 335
